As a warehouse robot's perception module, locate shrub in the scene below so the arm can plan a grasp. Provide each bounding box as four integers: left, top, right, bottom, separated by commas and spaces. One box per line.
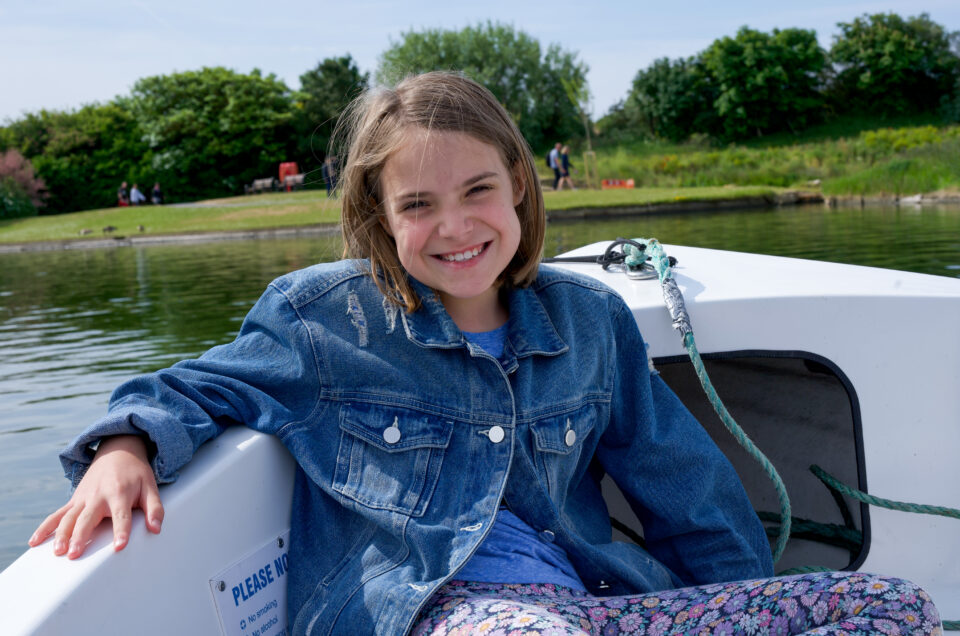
0, 150, 46, 219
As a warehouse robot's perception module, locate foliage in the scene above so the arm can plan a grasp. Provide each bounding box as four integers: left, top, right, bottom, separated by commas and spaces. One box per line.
615, 56, 718, 142
587, 124, 960, 193
823, 138, 960, 196
0, 103, 150, 214
377, 21, 587, 150
0, 149, 46, 218
829, 13, 960, 114
293, 55, 369, 180
940, 76, 960, 123
131, 67, 295, 201
702, 27, 827, 140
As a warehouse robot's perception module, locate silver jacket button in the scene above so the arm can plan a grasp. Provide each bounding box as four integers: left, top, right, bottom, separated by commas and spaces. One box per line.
383, 425, 401, 444
564, 429, 577, 447
539, 529, 556, 543
488, 425, 505, 443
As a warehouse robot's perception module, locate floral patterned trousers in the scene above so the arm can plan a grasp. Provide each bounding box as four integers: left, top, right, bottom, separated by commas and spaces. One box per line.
412, 572, 941, 635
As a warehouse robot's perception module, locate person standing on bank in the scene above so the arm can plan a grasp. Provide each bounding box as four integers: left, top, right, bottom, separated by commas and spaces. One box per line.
549, 141, 562, 190
558, 145, 576, 190
322, 155, 339, 197
30, 72, 941, 635
116, 181, 129, 207
129, 183, 146, 206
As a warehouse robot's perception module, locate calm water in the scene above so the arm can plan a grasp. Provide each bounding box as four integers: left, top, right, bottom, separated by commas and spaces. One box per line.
2, 204, 959, 571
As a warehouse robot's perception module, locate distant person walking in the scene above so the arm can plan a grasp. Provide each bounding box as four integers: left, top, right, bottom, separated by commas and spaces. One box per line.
151, 182, 163, 205
322, 156, 339, 197
558, 145, 576, 190
130, 183, 146, 206
548, 142, 562, 190
117, 181, 129, 207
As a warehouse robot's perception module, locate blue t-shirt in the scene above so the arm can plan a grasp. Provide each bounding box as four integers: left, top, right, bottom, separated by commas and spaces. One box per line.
462, 322, 509, 359
460, 324, 586, 591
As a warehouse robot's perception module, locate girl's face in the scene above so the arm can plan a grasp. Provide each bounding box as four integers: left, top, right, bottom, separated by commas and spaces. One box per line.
379, 128, 523, 330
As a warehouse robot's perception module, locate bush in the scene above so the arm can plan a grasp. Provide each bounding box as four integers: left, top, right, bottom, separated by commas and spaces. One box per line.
0, 150, 46, 219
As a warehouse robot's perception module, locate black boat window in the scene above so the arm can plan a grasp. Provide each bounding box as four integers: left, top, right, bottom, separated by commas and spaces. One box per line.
601, 351, 868, 573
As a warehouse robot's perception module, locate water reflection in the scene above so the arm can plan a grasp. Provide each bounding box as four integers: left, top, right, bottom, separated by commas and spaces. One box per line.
1, 205, 958, 570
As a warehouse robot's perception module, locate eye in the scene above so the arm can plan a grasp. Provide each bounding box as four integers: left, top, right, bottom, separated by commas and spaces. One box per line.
468, 184, 493, 195
401, 199, 426, 211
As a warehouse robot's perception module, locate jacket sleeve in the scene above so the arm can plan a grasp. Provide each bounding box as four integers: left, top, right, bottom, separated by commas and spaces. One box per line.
595, 299, 774, 585
59, 283, 321, 488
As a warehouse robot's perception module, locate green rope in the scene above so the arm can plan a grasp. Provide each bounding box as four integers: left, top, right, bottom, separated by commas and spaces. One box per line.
811, 465, 960, 520
756, 511, 862, 553
810, 465, 960, 629
624, 239, 792, 563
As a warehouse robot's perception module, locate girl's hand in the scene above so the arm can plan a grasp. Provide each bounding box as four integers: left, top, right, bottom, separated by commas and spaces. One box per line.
28, 435, 164, 559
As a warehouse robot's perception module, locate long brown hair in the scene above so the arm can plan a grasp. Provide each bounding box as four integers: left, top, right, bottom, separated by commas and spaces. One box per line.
333, 71, 545, 312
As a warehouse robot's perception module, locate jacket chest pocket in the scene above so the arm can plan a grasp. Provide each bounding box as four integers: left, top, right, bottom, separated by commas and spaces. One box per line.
333, 403, 454, 517
531, 407, 598, 504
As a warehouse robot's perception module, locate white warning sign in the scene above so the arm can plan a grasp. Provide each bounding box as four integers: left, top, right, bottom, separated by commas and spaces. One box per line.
210, 532, 290, 636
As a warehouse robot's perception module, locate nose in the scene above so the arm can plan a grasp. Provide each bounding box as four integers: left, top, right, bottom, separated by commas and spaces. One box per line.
436, 203, 472, 239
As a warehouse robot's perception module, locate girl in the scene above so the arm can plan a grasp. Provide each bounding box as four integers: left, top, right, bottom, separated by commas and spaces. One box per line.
30, 72, 940, 635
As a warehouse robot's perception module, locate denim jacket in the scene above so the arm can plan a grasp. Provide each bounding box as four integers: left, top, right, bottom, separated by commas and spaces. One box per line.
61, 260, 773, 635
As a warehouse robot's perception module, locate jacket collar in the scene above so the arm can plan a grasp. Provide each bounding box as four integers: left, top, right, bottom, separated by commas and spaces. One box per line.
400, 276, 568, 359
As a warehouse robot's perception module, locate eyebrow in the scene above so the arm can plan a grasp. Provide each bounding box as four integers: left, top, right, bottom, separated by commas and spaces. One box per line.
394, 171, 500, 201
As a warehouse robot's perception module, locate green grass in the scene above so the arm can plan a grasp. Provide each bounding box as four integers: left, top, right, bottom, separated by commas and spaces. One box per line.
0, 186, 786, 245
823, 138, 960, 196
558, 122, 960, 194
0, 191, 342, 244
542, 186, 782, 209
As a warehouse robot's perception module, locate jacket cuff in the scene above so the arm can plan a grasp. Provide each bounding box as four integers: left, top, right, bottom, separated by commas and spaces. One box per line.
59, 405, 195, 488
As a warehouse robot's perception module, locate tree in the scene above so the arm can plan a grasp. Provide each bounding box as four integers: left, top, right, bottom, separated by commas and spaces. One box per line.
0, 103, 150, 213
0, 149, 47, 218
620, 56, 718, 142
830, 13, 960, 115
703, 27, 827, 140
377, 22, 586, 150
131, 67, 295, 200
293, 55, 369, 177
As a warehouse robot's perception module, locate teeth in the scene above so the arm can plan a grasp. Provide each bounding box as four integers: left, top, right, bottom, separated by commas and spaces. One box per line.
442, 246, 483, 262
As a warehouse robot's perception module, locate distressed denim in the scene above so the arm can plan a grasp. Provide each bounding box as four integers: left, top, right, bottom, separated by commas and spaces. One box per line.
61, 261, 773, 635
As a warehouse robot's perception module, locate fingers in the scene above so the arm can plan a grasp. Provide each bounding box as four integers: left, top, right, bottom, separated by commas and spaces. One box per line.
52, 503, 84, 557
143, 485, 164, 535
107, 499, 133, 552
29, 502, 72, 547
67, 502, 106, 559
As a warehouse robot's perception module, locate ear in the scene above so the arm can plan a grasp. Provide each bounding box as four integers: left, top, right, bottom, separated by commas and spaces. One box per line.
374, 196, 394, 237
379, 214, 394, 237
511, 166, 526, 208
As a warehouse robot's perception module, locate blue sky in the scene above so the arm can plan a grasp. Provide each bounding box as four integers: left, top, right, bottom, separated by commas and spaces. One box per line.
2, 0, 958, 123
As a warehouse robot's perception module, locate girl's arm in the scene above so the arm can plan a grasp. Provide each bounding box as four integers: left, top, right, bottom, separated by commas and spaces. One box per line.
29, 435, 162, 558
596, 301, 774, 585
35, 282, 319, 558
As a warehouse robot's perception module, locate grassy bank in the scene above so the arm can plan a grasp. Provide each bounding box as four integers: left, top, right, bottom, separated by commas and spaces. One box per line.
569, 123, 960, 197
0, 185, 789, 245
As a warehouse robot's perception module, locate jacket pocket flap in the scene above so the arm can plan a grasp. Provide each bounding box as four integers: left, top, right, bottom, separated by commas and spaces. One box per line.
340, 403, 454, 452
532, 410, 597, 454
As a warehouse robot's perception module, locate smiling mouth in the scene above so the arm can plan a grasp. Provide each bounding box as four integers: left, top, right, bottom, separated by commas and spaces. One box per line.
438, 242, 488, 262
